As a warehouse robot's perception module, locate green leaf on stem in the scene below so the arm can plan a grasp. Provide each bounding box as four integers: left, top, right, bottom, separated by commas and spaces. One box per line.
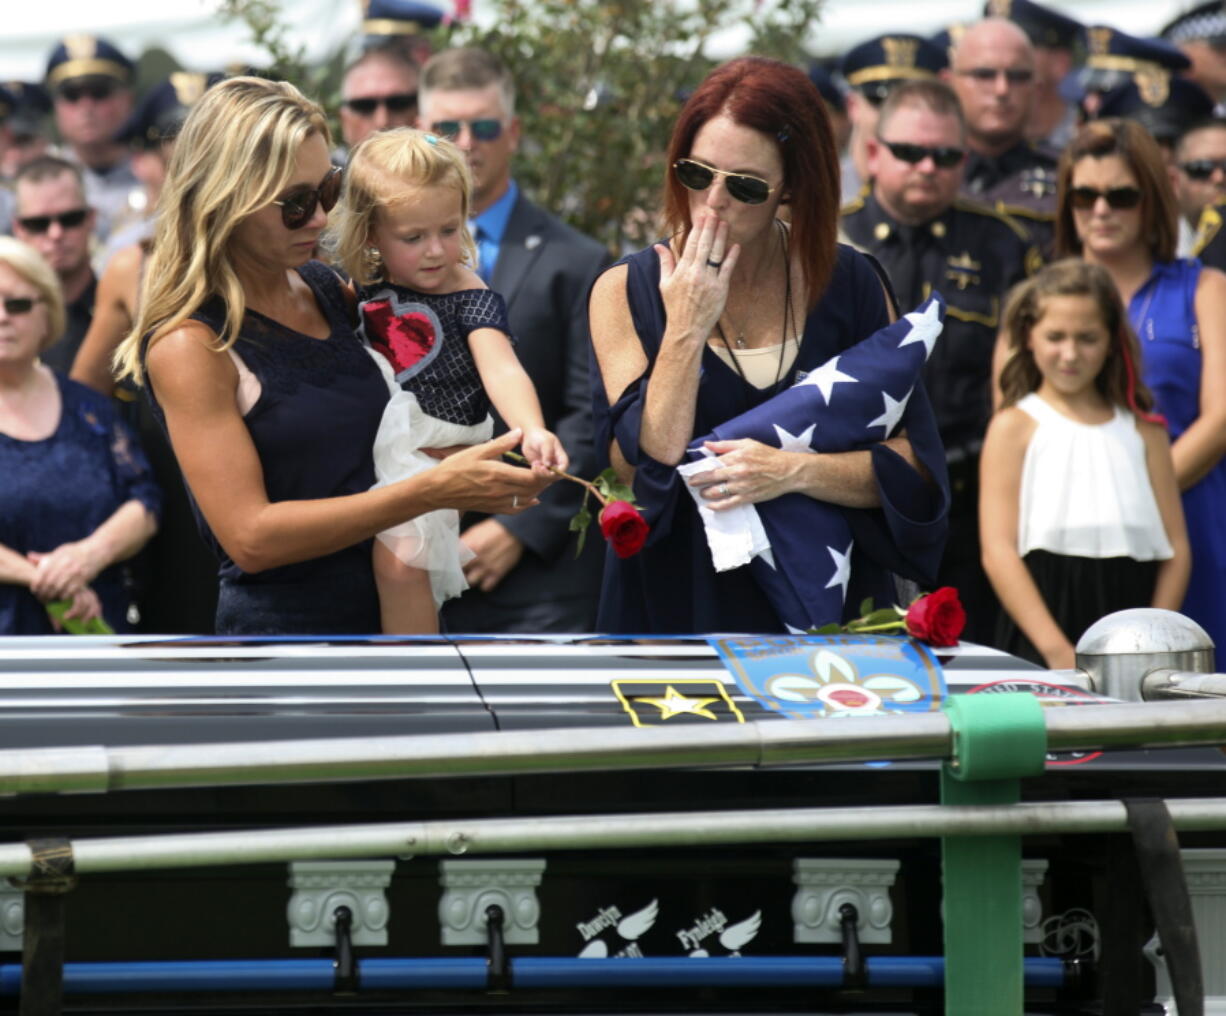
45, 600, 114, 636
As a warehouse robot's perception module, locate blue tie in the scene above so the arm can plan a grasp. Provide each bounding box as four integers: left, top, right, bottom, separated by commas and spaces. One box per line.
474, 224, 495, 283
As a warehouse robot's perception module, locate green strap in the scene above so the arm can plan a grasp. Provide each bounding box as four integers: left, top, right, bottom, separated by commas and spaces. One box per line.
941, 693, 1048, 1015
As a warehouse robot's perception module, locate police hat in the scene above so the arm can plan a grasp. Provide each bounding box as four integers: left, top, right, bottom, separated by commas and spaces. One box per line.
808, 64, 846, 115
984, 0, 1083, 50
1077, 26, 1192, 97
45, 34, 134, 90
362, 0, 444, 38
1161, 1, 1226, 46
1096, 76, 1217, 144
929, 24, 970, 63
841, 35, 948, 105
2, 82, 52, 137
114, 72, 223, 148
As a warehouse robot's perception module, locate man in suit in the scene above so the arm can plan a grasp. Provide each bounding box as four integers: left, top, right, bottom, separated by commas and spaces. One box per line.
419, 46, 610, 633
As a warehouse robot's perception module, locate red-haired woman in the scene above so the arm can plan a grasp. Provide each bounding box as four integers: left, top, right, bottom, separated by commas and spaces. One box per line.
1053, 119, 1226, 650
588, 57, 949, 634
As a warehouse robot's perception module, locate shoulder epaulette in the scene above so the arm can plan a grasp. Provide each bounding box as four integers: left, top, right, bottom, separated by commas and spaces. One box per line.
840, 194, 867, 216
951, 196, 1032, 242
1192, 202, 1224, 258
992, 200, 1055, 223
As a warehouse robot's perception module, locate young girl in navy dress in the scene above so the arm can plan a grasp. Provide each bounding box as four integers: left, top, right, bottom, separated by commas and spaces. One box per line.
980, 260, 1189, 669
335, 128, 565, 633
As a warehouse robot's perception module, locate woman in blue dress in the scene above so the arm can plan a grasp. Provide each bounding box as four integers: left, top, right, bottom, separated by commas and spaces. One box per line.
588, 57, 949, 635
113, 77, 549, 636
0, 238, 159, 634
1055, 119, 1226, 650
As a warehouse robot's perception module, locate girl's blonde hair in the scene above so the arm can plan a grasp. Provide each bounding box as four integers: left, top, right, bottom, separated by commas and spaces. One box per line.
332, 127, 477, 286
999, 258, 1157, 419
115, 76, 330, 384
0, 237, 66, 351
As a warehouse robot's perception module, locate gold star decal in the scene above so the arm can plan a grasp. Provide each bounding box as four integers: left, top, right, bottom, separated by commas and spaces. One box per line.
636, 685, 721, 720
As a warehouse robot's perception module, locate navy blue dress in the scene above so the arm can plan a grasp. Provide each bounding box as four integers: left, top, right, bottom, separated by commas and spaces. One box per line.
142, 261, 390, 635
590, 244, 949, 635
0, 374, 161, 634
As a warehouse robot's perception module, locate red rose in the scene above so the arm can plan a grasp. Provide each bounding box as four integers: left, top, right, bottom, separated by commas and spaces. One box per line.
904, 586, 966, 647
599, 500, 650, 558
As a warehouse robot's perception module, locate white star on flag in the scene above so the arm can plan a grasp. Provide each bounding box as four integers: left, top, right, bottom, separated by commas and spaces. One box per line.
773, 423, 816, 452
800, 356, 857, 404
898, 300, 944, 360
868, 387, 912, 436
824, 540, 853, 602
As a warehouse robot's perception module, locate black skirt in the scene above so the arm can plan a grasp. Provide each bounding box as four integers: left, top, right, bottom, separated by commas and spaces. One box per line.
995, 549, 1159, 666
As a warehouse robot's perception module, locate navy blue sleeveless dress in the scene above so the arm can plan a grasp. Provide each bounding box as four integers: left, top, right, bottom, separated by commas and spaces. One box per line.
589, 243, 949, 635
0, 375, 161, 634
142, 261, 389, 635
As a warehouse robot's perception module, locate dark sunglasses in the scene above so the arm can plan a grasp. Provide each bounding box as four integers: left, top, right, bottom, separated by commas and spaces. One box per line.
1, 296, 42, 316
1069, 185, 1142, 210
956, 67, 1035, 86
58, 81, 117, 103
673, 157, 776, 205
16, 208, 90, 234
272, 166, 343, 230
430, 118, 504, 142
878, 138, 965, 169
343, 92, 417, 116
1179, 158, 1226, 181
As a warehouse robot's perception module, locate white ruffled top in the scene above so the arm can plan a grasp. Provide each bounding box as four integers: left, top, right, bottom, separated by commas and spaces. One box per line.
1016, 392, 1173, 561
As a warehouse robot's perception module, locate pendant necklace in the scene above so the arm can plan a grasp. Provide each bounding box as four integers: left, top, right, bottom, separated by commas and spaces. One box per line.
715, 220, 793, 388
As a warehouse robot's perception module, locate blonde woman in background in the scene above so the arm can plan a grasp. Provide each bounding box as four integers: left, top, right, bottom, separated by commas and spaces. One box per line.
0, 237, 159, 633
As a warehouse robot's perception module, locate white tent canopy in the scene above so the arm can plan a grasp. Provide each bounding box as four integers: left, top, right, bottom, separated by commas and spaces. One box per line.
0, 0, 1203, 84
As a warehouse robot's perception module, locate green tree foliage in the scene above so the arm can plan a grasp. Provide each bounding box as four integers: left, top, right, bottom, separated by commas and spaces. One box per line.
221, 0, 823, 252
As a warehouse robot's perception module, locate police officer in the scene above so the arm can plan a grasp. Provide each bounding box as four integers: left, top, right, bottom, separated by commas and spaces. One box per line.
1192, 196, 1226, 271
1172, 115, 1226, 254
101, 72, 224, 265
985, 0, 1084, 150
1076, 26, 1192, 119
1096, 77, 1216, 156
1, 82, 53, 181
945, 17, 1058, 254
1161, 1, 1226, 112
45, 34, 141, 245
839, 34, 948, 203
359, 0, 444, 69
842, 78, 1040, 643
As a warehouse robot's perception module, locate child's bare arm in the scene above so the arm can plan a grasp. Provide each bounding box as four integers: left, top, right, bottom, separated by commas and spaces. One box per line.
469, 327, 568, 471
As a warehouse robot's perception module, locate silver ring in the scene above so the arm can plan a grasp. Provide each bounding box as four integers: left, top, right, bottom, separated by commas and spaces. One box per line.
720, 482, 730, 497
512, 495, 520, 509
707, 258, 722, 268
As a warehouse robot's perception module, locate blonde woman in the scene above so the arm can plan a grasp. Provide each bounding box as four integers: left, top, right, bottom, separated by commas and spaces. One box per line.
0, 237, 159, 633
114, 77, 547, 636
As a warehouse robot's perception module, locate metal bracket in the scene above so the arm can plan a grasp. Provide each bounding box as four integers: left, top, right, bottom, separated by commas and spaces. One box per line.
333, 904, 357, 994
791, 858, 899, 945
287, 860, 394, 948
485, 904, 509, 992
838, 902, 867, 989
438, 859, 545, 947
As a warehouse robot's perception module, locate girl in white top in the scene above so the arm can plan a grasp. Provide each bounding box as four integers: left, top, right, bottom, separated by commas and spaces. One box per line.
980, 260, 1189, 669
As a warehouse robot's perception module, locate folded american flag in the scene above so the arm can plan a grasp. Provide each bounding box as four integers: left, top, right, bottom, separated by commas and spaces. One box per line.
677, 294, 946, 632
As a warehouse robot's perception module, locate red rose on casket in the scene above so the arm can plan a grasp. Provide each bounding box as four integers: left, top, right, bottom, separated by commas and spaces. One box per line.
599, 500, 650, 558
904, 586, 966, 647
